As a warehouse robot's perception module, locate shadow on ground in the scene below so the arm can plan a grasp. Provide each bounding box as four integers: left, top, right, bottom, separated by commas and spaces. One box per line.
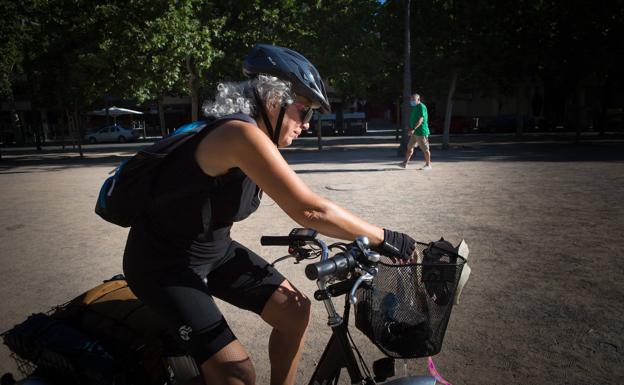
2, 133, 624, 174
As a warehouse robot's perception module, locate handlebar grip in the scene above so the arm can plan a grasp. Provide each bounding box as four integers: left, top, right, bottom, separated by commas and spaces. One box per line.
260, 236, 291, 246
305, 252, 357, 280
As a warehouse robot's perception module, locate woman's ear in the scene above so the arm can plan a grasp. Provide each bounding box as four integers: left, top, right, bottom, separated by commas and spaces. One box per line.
266, 99, 281, 113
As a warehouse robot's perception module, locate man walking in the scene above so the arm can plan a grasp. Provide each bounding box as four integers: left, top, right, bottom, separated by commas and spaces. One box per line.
401, 93, 431, 170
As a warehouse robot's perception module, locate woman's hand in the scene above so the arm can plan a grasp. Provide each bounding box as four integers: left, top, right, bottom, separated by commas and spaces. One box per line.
375, 229, 416, 264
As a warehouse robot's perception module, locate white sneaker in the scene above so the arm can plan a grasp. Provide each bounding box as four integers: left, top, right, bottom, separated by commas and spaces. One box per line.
420, 164, 432, 170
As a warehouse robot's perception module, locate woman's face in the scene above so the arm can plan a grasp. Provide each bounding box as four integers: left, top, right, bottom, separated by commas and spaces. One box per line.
267, 98, 313, 147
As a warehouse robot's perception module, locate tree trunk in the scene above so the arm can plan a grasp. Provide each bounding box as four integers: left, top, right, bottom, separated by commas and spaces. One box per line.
443, 70, 458, 149
40, 110, 50, 142
9, 109, 21, 145
575, 82, 586, 144
6, 84, 22, 146
316, 116, 323, 151
597, 75, 611, 136
34, 110, 42, 151
66, 109, 83, 158
18, 111, 26, 145
515, 83, 525, 138
186, 56, 200, 122
395, 98, 400, 140
399, 0, 412, 156
75, 108, 83, 157
61, 112, 66, 150
158, 95, 167, 137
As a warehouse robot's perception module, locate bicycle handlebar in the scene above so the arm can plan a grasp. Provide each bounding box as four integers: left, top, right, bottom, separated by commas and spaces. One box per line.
262, 229, 379, 284
304, 251, 358, 280
260, 236, 292, 246
262, 230, 380, 309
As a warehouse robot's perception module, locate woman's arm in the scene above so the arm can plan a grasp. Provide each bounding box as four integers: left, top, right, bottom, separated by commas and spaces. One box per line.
196, 121, 384, 245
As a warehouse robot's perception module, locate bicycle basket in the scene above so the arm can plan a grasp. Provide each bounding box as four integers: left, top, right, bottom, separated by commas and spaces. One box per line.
355, 239, 466, 358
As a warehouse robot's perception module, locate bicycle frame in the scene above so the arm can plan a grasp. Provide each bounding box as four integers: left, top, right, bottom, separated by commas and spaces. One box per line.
308, 296, 369, 385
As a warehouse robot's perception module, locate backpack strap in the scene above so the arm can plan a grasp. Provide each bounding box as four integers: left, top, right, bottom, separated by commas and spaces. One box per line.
139, 114, 257, 164
173, 113, 257, 137
148, 113, 258, 204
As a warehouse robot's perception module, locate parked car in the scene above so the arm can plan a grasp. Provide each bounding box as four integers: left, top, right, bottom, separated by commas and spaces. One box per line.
84, 124, 140, 143
304, 112, 368, 136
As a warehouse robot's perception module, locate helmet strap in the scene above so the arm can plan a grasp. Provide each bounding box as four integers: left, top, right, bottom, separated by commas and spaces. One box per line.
273, 106, 286, 146
253, 87, 286, 146
253, 87, 274, 140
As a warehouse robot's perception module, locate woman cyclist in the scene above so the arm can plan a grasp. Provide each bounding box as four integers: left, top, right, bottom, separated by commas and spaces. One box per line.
122, 44, 416, 385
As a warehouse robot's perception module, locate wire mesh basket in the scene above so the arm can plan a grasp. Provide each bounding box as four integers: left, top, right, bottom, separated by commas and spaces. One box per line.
355, 240, 466, 358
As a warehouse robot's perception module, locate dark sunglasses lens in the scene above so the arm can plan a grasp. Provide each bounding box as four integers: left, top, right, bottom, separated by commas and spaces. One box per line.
302, 108, 313, 123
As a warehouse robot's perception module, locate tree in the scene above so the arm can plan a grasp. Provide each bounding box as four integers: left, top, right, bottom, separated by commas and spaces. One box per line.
208, 1, 389, 104
401, 0, 412, 154
0, 0, 34, 153
102, 0, 224, 135
1, 0, 119, 154
302, 0, 388, 101
22, 0, 125, 156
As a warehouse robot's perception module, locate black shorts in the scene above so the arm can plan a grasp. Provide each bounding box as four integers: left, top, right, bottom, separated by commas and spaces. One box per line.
123, 240, 286, 364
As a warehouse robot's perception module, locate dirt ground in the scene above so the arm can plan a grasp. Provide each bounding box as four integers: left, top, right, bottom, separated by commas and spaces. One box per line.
1, 133, 623, 384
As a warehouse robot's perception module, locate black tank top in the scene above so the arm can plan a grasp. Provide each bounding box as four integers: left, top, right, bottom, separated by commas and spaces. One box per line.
130, 115, 262, 261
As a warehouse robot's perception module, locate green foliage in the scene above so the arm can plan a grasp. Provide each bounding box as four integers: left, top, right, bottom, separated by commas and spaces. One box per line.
101, 0, 225, 102
206, 0, 390, 102
207, 0, 312, 89
0, 0, 34, 97
12, 0, 118, 109
382, 0, 624, 99
305, 0, 388, 101
3, 0, 622, 115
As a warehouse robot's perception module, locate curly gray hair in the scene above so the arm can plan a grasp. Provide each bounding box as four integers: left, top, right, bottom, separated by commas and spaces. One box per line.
202, 75, 295, 118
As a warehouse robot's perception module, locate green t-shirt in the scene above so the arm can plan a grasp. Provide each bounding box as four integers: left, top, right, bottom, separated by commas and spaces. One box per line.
409, 103, 429, 136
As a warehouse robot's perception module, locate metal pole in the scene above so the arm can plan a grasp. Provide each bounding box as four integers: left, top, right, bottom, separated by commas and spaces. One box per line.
317, 116, 323, 151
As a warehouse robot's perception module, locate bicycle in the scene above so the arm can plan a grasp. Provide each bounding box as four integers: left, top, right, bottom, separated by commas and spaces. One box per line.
2, 229, 469, 385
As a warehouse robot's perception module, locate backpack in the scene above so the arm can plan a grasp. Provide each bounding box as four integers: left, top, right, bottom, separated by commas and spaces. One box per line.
95, 114, 256, 227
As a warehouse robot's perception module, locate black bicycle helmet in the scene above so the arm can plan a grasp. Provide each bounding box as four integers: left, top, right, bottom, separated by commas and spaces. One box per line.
243, 44, 331, 113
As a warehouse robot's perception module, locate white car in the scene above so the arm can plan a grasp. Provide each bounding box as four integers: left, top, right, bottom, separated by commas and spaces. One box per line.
84, 124, 140, 143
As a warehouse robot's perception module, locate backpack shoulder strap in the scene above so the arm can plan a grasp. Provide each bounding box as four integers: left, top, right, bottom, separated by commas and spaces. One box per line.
205, 113, 256, 131
169, 113, 256, 142
139, 114, 253, 156
176, 113, 256, 133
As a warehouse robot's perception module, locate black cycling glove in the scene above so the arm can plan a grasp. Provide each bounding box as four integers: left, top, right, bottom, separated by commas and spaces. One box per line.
376, 228, 416, 260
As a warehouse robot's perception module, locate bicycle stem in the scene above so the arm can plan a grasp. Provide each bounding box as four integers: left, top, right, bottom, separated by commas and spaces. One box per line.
312, 238, 343, 326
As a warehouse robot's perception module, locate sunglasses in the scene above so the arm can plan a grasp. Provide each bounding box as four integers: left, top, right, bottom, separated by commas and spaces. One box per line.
292, 102, 314, 124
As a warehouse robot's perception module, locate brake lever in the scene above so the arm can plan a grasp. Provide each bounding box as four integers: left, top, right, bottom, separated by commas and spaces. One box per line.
349, 268, 377, 304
